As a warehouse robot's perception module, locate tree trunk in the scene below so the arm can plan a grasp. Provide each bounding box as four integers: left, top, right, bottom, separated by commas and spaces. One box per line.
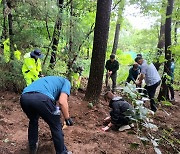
66, 0, 74, 80
174, 21, 179, 45
154, 23, 165, 70
49, 0, 64, 68
112, 23, 120, 54
112, 0, 125, 54
158, 0, 174, 101
1, 0, 8, 40
6, 1, 14, 60
85, 0, 112, 101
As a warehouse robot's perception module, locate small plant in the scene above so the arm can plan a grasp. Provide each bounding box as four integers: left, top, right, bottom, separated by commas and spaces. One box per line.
122, 83, 162, 154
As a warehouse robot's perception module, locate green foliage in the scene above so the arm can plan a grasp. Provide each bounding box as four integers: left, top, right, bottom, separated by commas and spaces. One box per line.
0, 60, 25, 93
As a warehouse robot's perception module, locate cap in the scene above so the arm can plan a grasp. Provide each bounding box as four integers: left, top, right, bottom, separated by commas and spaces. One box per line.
30, 49, 43, 59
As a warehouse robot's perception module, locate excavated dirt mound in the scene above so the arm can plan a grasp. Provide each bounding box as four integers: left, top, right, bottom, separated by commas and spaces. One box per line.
0, 90, 179, 154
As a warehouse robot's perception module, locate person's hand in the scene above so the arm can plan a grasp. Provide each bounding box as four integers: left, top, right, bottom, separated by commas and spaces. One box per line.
101, 126, 110, 132
65, 118, 73, 126
135, 80, 141, 85
104, 116, 111, 122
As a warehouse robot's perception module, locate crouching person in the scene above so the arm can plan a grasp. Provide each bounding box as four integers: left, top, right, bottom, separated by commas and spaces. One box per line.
102, 91, 134, 132
20, 76, 73, 154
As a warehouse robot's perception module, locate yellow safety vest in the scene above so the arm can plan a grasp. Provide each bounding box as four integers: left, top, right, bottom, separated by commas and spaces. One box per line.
3, 38, 10, 63
71, 72, 81, 89
14, 50, 21, 60
22, 57, 42, 86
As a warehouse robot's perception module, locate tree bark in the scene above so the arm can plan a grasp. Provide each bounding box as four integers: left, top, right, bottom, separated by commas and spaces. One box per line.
1, 0, 8, 40
174, 21, 179, 45
154, 23, 165, 70
158, 0, 174, 101
49, 0, 64, 68
112, 0, 125, 54
85, 0, 112, 101
7, 1, 14, 60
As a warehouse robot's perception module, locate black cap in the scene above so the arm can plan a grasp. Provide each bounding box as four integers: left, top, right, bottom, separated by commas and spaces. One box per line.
30, 49, 43, 58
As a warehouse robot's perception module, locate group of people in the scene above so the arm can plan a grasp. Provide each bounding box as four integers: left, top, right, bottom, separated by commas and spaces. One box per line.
102, 53, 176, 133
20, 51, 175, 154
105, 53, 175, 112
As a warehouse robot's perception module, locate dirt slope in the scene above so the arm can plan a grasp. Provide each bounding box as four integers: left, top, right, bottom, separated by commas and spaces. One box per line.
0, 91, 179, 154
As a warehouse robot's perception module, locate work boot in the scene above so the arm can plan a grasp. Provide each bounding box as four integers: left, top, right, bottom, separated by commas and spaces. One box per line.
150, 103, 157, 112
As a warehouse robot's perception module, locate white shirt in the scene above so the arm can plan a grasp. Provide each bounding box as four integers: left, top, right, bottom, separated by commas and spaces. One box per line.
141, 60, 161, 86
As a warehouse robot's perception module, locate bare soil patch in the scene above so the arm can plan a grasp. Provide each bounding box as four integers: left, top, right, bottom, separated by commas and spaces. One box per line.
0, 90, 179, 154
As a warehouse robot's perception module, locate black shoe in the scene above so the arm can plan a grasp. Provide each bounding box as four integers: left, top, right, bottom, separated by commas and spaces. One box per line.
151, 105, 157, 112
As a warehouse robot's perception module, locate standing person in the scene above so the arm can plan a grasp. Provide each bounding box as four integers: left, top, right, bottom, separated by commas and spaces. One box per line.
135, 57, 161, 112
102, 91, 133, 132
22, 49, 43, 86
20, 76, 73, 154
168, 58, 175, 101
105, 54, 119, 93
126, 63, 140, 84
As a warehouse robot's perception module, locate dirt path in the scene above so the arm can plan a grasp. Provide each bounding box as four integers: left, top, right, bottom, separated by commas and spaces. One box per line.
0, 91, 179, 154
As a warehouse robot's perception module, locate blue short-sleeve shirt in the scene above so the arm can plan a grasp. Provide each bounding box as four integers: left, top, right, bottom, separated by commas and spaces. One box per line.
22, 76, 71, 100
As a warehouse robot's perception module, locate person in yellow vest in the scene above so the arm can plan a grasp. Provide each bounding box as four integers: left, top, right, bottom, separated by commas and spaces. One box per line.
3, 38, 10, 63
14, 44, 21, 60
71, 65, 83, 94
22, 49, 43, 86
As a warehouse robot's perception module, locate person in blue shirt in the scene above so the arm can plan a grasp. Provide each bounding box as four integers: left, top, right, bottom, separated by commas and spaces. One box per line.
126, 63, 140, 84
20, 76, 73, 154
168, 58, 175, 101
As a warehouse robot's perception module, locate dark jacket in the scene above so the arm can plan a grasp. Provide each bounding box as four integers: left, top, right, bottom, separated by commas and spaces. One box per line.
105, 60, 119, 74
127, 67, 140, 82
109, 97, 133, 125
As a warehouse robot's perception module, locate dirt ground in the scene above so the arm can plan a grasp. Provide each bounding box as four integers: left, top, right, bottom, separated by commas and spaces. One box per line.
0, 90, 179, 154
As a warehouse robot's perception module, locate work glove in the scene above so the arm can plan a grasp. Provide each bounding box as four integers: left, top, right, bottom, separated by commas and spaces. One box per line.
65, 118, 73, 126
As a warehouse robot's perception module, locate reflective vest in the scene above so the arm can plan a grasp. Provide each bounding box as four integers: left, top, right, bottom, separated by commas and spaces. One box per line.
14, 50, 21, 60
71, 72, 81, 89
3, 38, 10, 63
22, 57, 42, 86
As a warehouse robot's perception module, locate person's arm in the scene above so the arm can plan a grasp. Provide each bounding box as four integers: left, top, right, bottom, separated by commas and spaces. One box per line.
58, 93, 70, 119
105, 60, 109, 71
136, 73, 144, 85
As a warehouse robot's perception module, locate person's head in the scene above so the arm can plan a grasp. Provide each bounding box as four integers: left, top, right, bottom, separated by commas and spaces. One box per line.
110, 54, 115, 62
104, 91, 114, 102
132, 63, 139, 70
135, 56, 143, 65
171, 58, 174, 62
137, 53, 142, 58
30, 49, 43, 60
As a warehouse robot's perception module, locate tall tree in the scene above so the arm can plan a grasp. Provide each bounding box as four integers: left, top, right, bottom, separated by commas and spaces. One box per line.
112, 0, 125, 54
1, 0, 8, 40
49, 0, 64, 68
7, 0, 13, 60
85, 0, 112, 101
158, 0, 174, 100
154, 22, 165, 70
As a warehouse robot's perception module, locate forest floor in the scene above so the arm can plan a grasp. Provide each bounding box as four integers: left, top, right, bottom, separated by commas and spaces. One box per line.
0, 90, 180, 154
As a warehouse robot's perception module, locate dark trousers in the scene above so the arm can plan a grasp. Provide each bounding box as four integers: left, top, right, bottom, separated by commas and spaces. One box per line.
145, 81, 160, 112
20, 92, 68, 154
110, 111, 130, 126
106, 72, 117, 92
